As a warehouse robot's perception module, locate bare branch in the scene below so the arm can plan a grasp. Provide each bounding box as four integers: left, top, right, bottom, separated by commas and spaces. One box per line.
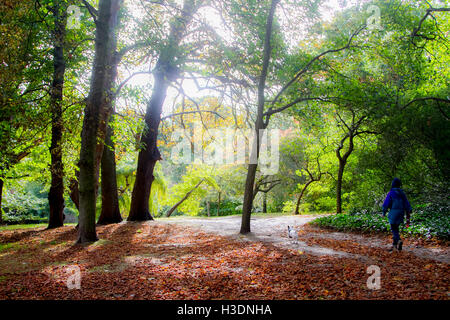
411, 7, 450, 40
81, 0, 98, 21
161, 110, 224, 121
114, 71, 153, 99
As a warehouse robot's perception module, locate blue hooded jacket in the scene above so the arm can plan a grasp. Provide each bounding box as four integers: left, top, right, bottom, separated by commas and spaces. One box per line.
382, 178, 412, 225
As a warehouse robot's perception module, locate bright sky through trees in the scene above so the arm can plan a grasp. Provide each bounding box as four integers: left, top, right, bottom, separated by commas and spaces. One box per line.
116, 0, 362, 117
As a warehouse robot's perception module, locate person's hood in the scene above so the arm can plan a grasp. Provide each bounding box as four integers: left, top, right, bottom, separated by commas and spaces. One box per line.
391, 178, 402, 188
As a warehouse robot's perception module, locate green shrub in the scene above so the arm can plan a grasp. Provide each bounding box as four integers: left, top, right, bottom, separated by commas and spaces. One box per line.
311, 204, 450, 240
281, 200, 296, 213
3, 214, 47, 225
201, 199, 241, 216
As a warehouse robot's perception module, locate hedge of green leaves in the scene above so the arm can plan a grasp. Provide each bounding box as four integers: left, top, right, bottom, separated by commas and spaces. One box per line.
310, 205, 450, 240
2, 214, 48, 225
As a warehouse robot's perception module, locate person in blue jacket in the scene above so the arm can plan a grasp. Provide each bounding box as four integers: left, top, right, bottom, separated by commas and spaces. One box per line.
382, 178, 412, 251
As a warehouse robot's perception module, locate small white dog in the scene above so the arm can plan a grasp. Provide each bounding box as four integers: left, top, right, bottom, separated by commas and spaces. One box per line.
287, 226, 298, 244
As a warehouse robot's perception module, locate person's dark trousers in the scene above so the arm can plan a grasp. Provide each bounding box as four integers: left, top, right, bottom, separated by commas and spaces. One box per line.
390, 223, 400, 245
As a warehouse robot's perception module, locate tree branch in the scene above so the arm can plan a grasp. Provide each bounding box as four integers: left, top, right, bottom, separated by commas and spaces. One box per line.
82, 0, 98, 21
271, 25, 366, 106
161, 110, 225, 121
411, 7, 450, 40
114, 71, 153, 99
264, 96, 331, 120
401, 97, 450, 109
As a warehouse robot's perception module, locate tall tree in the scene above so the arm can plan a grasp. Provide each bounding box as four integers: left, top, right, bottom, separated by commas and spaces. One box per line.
47, 0, 67, 229
77, 0, 122, 243
240, 0, 279, 233
333, 109, 376, 213
97, 119, 122, 224
239, 0, 364, 232
128, 0, 203, 221
96, 10, 127, 225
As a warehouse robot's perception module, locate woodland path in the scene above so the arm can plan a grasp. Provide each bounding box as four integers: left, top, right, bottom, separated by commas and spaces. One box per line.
1, 216, 448, 299
162, 215, 450, 264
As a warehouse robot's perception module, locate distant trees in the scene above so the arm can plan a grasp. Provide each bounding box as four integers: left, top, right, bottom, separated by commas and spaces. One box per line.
320, 0, 450, 212
234, 0, 364, 232
332, 109, 378, 213
0, 1, 51, 222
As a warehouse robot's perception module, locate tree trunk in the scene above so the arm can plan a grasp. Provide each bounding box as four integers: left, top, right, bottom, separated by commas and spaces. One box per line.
335, 132, 354, 214
69, 174, 80, 210
128, 0, 200, 221
0, 178, 3, 224
336, 160, 345, 214
241, 163, 257, 232
97, 120, 122, 224
263, 192, 267, 213
48, 1, 66, 229
294, 180, 313, 215
206, 200, 210, 217
240, 0, 279, 234
96, 22, 121, 225
78, 0, 121, 243
128, 71, 167, 221
217, 191, 221, 216
68, 36, 120, 220
166, 179, 204, 217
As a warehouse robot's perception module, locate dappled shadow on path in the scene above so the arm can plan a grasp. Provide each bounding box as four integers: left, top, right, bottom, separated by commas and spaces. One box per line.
0, 219, 448, 300
0, 228, 46, 244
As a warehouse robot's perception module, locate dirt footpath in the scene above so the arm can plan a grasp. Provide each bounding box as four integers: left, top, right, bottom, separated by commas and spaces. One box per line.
161, 215, 449, 264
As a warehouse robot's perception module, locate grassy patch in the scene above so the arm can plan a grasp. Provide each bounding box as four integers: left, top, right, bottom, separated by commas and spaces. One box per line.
0, 242, 25, 252
41, 240, 70, 249
0, 223, 47, 231
89, 262, 128, 273
89, 264, 113, 273
0, 223, 76, 231
92, 239, 112, 246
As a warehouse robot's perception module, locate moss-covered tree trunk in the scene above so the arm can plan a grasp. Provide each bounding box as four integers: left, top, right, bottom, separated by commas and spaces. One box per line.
78, 0, 122, 243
